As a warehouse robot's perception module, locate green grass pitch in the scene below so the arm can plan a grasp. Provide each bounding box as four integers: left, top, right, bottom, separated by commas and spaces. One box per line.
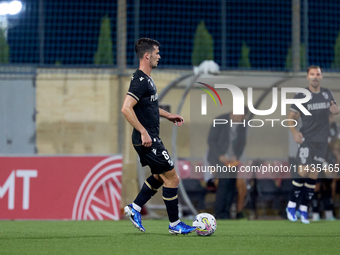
0, 220, 339, 255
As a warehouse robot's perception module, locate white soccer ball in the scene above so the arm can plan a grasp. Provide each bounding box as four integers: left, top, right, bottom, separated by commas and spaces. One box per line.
192, 213, 217, 236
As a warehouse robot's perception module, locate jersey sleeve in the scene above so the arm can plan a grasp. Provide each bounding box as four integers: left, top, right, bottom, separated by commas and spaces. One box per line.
290, 93, 304, 113
127, 78, 148, 102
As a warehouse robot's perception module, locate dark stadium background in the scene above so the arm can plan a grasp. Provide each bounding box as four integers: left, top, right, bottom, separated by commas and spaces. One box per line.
6, 0, 340, 70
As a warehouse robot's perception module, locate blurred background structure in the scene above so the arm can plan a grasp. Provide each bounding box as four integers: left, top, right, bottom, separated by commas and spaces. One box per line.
1, 0, 340, 70
1, 0, 340, 219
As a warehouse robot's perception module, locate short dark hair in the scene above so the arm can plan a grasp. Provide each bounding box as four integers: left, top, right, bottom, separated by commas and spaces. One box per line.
135, 38, 160, 59
307, 65, 322, 74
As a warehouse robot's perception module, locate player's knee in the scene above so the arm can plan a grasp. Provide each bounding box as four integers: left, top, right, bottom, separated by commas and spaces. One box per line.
298, 165, 309, 177
172, 173, 180, 186
167, 173, 179, 187
309, 171, 318, 180
162, 169, 179, 187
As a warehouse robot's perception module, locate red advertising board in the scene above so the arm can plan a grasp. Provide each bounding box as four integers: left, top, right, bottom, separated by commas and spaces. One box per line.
0, 155, 122, 220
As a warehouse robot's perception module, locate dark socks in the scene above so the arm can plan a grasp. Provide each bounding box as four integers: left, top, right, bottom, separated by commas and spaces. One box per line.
289, 178, 305, 203
162, 187, 179, 223
133, 175, 163, 209
300, 178, 316, 207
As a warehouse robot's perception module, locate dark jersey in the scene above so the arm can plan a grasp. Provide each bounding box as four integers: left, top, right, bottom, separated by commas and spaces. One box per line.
290, 87, 336, 143
127, 70, 159, 145
329, 121, 338, 142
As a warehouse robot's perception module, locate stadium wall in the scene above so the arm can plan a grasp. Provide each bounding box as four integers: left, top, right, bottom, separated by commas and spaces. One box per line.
34, 71, 340, 160
35, 69, 184, 155
35, 68, 186, 206
21, 69, 340, 208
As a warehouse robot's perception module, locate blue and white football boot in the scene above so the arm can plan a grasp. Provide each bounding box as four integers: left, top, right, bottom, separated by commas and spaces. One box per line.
298, 210, 310, 224
286, 207, 297, 222
124, 204, 146, 232
168, 222, 197, 235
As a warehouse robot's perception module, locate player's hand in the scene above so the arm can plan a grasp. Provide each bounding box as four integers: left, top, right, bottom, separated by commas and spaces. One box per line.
293, 132, 304, 144
218, 155, 229, 163
230, 156, 237, 162
141, 130, 152, 147
166, 114, 184, 127
329, 101, 339, 114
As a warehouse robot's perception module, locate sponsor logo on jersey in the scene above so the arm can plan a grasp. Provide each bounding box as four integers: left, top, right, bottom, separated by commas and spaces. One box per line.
150, 93, 158, 102
139, 77, 144, 81
307, 102, 330, 111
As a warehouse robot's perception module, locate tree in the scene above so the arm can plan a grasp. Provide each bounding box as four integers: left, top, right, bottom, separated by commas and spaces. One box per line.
192, 21, 214, 66
94, 15, 113, 65
238, 41, 251, 68
285, 44, 307, 70
0, 29, 9, 64
331, 32, 340, 69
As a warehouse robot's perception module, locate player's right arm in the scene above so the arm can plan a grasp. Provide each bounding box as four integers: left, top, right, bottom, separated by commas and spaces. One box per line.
121, 95, 152, 147
288, 110, 303, 144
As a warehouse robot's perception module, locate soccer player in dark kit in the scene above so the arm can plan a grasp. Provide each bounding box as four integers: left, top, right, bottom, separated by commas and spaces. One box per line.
286, 66, 339, 224
121, 38, 196, 234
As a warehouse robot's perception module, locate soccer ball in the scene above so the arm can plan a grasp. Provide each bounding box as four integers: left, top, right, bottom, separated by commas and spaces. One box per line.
192, 213, 217, 236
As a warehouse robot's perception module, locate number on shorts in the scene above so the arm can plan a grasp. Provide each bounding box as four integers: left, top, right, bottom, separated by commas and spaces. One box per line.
162, 150, 170, 160
299, 147, 309, 164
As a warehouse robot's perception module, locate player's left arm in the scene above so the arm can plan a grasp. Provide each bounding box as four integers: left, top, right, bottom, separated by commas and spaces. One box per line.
159, 108, 184, 126
329, 100, 340, 115
328, 90, 339, 115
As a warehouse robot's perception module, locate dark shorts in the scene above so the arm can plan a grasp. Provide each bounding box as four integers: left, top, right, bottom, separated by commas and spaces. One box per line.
134, 139, 174, 175
296, 141, 328, 166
